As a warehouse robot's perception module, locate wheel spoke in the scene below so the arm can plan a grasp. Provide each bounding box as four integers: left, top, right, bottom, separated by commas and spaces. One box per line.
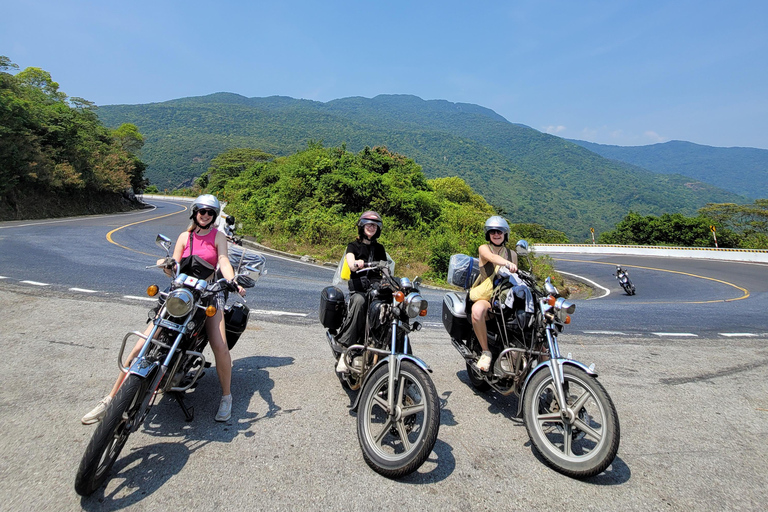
395, 420, 412, 451
562, 423, 573, 456
373, 418, 393, 445
571, 389, 592, 412
372, 394, 388, 412
573, 418, 602, 442
401, 402, 425, 418
537, 411, 562, 423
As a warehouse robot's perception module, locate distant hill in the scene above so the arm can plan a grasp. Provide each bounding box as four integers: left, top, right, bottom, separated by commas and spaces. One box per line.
569, 139, 768, 199
96, 93, 745, 241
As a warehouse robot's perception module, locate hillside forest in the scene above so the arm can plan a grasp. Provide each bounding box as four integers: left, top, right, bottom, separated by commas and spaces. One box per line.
0, 57, 146, 218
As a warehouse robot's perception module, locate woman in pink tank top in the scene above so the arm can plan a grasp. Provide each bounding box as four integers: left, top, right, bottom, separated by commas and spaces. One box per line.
82, 195, 245, 426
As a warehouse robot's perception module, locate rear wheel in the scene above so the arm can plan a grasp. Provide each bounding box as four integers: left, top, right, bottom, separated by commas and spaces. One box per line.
357, 360, 440, 478
74, 375, 149, 496
465, 362, 490, 391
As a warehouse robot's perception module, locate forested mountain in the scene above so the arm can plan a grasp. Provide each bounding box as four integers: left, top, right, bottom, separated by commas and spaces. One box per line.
570, 139, 768, 199
96, 93, 744, 241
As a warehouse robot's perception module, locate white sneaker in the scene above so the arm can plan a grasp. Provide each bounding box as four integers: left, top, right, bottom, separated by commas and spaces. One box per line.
336, 354, 349, 373
81, 396, 112, 425
215, 394, 232, 422
477, 352, 492, 372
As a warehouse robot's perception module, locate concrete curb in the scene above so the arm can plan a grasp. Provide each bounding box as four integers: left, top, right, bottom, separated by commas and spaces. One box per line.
535, 244, 768, 263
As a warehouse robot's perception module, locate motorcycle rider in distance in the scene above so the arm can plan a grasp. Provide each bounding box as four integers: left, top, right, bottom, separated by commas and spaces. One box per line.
614, 265, 626, 278
335, 211, 387, 373
469, 216, 518, 372
81, 194, 245, 425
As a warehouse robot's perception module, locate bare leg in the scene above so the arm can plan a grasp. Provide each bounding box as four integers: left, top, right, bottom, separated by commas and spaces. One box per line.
107, 323, 154, 397
471, 300, 491, 351
205, 309, 232, 396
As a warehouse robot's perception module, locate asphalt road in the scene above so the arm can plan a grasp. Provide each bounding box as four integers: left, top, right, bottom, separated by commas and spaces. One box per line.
1, 201, 767, 510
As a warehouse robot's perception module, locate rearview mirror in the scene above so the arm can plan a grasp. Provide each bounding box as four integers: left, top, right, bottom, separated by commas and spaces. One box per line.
515, 239, 529, 256
156, 234, 172, 253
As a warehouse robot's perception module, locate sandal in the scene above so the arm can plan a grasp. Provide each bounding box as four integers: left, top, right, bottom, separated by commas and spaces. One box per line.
477, 352, 492, 372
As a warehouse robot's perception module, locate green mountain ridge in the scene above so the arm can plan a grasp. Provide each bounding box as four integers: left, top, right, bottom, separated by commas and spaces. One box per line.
96, 93, 745, 241
569, 139, 768, 199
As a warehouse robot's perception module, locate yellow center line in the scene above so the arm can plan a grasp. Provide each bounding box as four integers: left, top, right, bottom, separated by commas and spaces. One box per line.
106, 203, 188, 257
555, 258, 750, 303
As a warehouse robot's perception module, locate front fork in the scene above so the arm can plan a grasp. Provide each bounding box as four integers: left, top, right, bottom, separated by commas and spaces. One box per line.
544, 327, 577, 424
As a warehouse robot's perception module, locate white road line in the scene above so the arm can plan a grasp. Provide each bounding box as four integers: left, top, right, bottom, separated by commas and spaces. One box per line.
124, 295, 158, 302
653, 332, 698, 337
583, 330, 627, 335
0, 276, 8, 279
251, 309, 308, 317
719, 333, 759, 337
70, 287, 99, 293
20, 280, 50, 286
558, 271, 610, 299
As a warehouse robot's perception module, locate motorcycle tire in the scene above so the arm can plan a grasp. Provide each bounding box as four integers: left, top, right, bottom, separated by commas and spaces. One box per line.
522, 365, 620, 479
356, 360, 440, 478
465, 362, 490, 391
74, 374, 149, 496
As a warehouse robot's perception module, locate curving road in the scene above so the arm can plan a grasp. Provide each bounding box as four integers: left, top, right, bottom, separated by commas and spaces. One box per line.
1, 198, 767, 337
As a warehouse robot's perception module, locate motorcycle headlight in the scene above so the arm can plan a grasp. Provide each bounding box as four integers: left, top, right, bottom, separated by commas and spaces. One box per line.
554, 297, 575, 324
404, 292, 428, 318
165, 288, 194, 317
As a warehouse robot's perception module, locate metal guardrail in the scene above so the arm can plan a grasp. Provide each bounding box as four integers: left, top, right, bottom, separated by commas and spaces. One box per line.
534, 244, 768, 263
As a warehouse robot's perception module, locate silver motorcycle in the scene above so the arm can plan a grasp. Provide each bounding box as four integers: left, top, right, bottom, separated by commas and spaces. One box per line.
442, 240, 620, 478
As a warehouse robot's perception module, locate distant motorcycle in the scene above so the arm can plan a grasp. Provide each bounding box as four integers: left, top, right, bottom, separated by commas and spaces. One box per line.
74, 221, 265, 496
442, 240, 620, 478
614, 266, 636, 295
320, 261, 440, 478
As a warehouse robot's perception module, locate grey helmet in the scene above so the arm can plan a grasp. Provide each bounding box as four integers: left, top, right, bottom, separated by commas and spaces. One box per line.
190, 194, 221, 228
484, 215, 510, 244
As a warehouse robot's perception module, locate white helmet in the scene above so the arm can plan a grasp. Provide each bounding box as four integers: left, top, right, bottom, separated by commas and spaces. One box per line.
484, 215, 510, 244
190, 194, 220, 229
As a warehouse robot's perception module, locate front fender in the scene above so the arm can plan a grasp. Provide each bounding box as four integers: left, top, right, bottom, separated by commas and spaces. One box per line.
128, 358, 160, 379
515, 358, 597, 418
350, 354, 432, 412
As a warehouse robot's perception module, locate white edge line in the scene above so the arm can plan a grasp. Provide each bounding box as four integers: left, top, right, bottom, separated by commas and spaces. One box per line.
69, 288, 98, 293
653, 332, 698, 337
20, 280, 50, 286
0, 204, 159, 229
124, 295, 158, 302
251, 309, 308, 317
583, 331, 627, 335
719, 333, 759, 337
558, 271, 610, 299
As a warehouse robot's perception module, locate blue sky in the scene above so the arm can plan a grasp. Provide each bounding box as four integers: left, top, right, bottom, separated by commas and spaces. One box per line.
2, 0, 766, 149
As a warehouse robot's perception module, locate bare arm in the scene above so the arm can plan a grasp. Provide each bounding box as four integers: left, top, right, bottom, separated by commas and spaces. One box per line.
478, 244, 518, 272
216, 231, 245, 296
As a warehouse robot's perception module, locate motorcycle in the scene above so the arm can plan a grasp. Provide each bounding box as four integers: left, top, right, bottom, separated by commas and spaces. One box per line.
442, 240, 620, 478
615, 266, 636, 295
74, 222, 266, 496
319, 262, 441, 478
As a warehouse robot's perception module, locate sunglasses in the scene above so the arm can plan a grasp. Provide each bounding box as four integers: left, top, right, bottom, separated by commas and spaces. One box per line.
488, 229, 503, 235
197, 208, 216, 217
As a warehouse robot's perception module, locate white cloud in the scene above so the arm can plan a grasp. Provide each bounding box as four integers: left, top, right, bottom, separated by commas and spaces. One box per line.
543, 125, 567, 134
643, 130, 665, 143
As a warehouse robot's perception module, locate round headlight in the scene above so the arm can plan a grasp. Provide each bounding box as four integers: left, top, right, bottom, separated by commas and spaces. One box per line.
165, 288, 194, 317
404, 292, 427, 318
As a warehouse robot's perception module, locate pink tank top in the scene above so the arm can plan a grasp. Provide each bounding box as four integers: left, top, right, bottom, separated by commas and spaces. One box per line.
181, 229, 219, 267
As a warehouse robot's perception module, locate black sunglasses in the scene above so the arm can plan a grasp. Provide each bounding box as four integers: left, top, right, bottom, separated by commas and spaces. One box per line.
488, 229, 503, 235
197, 208, 216, 216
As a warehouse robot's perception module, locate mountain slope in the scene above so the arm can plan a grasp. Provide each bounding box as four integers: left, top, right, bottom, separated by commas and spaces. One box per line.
570, 139, 768, 199
96, 94, 744, 240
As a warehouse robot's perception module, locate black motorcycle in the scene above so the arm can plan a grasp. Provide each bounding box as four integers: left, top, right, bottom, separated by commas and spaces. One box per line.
442, 240, 620, 478
615, 266, 636, 295
320, 262, 440, 478
74, 227, 265, 496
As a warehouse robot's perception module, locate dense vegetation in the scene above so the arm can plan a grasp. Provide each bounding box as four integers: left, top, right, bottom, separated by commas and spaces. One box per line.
598, 200, 768, 249
199, 144, 567, 284
571, 139, 768, 200
96, 93, 745, 241
0, 57, 146, 218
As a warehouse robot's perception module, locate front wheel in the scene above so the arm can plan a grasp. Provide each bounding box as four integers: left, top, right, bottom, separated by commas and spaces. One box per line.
74, 374, 150, 496
357, 360, 440, 478
522, 365, 620, 479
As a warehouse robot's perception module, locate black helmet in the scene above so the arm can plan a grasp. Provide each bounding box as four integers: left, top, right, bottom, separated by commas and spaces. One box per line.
358, 210, 383, 240
484, 215, 510, 244
190, 194, 221, 229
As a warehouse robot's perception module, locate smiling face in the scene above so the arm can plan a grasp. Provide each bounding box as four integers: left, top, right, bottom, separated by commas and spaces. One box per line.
488, 229, 504, 244
363, 223, 378, 238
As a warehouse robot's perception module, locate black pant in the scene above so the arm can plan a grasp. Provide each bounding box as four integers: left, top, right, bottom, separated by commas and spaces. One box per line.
336, 292, 367, 347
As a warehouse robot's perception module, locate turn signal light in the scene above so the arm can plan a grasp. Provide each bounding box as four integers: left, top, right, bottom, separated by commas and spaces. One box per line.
564, 316, 571, 324
206, 305, 217, 317
419, 308, 428, 317
147, 284, 159, 297
394, 291, 405, 303
547, 295, 556, 306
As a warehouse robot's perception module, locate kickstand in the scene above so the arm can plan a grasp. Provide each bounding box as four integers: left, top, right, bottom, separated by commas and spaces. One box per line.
171, 391, 195, 422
